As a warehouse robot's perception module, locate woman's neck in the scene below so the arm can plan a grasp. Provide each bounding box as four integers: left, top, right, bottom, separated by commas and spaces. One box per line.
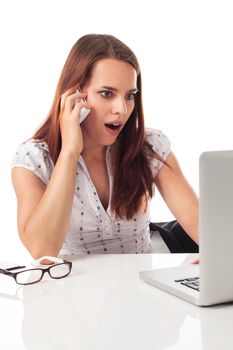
81, 144, 107, 163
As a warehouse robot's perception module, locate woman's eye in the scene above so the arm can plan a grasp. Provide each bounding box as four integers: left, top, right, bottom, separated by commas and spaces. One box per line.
99, 91, 137, 100
125, 93, 136, 101
100, 91, 112, 98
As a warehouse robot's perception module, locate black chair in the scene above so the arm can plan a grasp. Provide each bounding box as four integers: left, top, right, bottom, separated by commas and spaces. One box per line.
149, 220, 199, 253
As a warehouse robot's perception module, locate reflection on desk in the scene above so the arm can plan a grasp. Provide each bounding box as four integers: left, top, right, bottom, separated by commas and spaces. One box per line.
0, 253, 233, 350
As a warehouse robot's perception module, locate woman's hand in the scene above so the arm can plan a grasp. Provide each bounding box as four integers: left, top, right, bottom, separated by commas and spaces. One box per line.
191, 258, 199, 264
59, 88, 90, 157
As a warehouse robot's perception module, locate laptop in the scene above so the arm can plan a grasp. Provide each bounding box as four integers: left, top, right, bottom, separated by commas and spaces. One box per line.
140, 150, 233, 306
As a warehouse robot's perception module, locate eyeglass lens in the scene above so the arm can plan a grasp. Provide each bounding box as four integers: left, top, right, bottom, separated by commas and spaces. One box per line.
16, 269, 43, 285
48, 263, 70, 278
16, 263, 71, 285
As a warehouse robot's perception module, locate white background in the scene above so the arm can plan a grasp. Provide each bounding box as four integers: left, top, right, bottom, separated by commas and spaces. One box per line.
0, 0, 232, 262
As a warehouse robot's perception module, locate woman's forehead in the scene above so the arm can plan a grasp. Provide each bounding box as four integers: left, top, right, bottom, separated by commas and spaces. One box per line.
88, 58, 137, 88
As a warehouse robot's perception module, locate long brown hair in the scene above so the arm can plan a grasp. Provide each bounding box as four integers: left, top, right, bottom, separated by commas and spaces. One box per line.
33, 34, 166, 219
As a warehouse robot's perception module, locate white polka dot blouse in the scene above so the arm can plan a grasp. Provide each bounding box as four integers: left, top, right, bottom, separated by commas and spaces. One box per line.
11, 128, 170, 255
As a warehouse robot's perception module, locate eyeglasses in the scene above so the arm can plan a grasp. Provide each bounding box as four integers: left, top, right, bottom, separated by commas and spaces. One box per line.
0, 256, 72, 285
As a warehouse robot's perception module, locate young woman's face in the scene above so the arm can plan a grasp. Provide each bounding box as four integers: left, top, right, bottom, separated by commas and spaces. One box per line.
81, 58, 138, 148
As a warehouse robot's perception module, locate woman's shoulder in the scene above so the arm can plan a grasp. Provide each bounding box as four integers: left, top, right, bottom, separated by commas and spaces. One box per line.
12, 139, 51, 166
11, 139, 53, 185
145, 128, 171, 160
15, 139, 50, 154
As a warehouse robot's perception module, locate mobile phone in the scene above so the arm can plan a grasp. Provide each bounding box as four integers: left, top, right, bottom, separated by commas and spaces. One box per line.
75, 88, 90, 123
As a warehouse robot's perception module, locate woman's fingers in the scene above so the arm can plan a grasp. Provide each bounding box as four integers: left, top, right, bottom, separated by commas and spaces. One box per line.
73, 100, 90, 115
191, 258, 199, 264
60, 89, 87, 112
66, 92, 87, 110
60, 88, 75, 111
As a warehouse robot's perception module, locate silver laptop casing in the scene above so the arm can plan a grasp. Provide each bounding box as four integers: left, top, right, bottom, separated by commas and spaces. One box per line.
140, 151, 233, 306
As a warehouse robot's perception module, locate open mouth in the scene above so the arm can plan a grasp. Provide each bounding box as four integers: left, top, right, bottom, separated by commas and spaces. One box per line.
104, 123, 121, 131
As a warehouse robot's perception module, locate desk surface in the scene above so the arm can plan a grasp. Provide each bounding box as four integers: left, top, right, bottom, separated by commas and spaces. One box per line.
0, 253, 233, 350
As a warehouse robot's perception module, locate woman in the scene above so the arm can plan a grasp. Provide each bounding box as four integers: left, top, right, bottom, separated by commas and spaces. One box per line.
11, 34, 199, 259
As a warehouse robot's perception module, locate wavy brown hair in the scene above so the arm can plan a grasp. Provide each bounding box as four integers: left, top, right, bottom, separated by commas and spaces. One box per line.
33, 34, 167, 219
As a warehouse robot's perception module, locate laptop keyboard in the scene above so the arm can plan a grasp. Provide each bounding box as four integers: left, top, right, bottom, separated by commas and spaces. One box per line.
174, 277, 199, 291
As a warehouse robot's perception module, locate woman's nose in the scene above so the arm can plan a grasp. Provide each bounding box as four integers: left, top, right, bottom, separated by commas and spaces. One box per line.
112, 97, 127, 115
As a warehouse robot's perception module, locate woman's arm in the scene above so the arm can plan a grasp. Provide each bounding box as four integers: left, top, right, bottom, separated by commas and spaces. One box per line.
12, 150, 79, 259
155, 151, 199, 245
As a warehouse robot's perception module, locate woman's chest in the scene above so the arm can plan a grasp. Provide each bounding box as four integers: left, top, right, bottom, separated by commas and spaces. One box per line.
78, 157, 111, 211
87, 165, 109, 210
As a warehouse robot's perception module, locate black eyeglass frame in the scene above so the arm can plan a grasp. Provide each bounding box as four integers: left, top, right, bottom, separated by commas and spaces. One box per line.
0, 260, 72, 285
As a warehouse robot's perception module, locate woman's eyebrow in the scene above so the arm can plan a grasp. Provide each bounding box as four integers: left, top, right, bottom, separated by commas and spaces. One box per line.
99, 86, 138, 93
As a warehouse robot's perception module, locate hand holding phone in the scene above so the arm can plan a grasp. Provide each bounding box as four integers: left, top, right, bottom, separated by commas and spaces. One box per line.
75, 88, 90, 123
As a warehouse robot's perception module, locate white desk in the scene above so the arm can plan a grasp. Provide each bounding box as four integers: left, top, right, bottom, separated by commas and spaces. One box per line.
0, 253, 233, 350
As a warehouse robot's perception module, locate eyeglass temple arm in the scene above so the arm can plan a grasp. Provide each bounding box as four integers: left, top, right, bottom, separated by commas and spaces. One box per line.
0, 266, 26, 275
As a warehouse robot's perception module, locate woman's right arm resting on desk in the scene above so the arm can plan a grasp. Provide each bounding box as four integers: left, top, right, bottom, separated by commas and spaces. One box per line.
11, 89, 90, 259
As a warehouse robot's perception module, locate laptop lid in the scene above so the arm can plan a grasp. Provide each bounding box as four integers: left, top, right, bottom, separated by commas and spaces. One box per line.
199, 150, 233, 305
